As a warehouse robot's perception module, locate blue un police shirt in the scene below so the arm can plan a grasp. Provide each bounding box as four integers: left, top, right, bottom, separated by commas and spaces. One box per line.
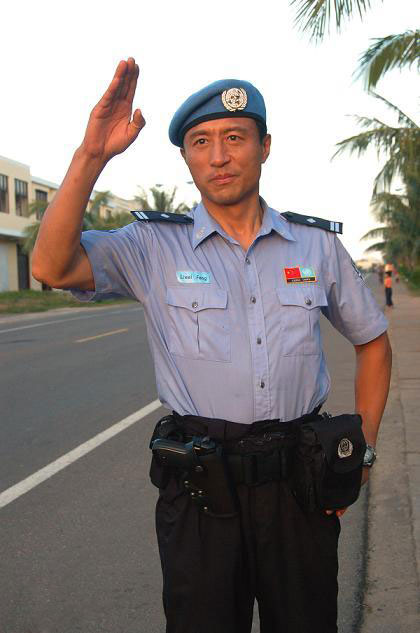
71, 199, 388, 424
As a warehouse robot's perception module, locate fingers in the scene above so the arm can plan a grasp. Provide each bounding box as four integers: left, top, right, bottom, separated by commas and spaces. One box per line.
120, 59, 139, 101
100, 59, 129, 107
325, 507, 348, 517
128, 108, 146, 141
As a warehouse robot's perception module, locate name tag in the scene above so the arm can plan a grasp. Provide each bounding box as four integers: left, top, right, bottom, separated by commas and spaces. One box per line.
176, 271, 211, 284
284, 266, 317, 283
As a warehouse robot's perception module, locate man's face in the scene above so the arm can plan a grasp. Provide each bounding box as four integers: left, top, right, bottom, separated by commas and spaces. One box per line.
181, 117, 271, 207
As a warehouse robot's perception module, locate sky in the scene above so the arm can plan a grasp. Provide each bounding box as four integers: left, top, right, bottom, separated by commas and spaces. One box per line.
1, 0, 418, 259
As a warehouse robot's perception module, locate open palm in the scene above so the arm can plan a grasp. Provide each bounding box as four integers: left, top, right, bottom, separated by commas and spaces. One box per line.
82, 57, 145, 163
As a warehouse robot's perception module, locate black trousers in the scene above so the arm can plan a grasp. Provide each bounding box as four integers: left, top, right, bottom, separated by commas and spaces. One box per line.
154, 415, 340, 633
385, 287, 393, 306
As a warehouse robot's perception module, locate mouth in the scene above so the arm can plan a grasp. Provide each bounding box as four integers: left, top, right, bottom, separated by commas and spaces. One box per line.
210, 174, 237, 185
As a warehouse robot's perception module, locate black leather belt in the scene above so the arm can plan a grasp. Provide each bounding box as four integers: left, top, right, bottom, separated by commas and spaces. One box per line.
226, 448, 292, 486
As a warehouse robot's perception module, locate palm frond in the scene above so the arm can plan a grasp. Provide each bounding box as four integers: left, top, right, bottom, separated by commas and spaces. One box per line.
364, 241, 387, 253
361, 226, 388, 241
370, 92, 419, 128
356, 30, 420, 90
291, 0, 375, 42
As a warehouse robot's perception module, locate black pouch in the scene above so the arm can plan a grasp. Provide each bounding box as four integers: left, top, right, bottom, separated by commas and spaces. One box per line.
291, 414, 366, 511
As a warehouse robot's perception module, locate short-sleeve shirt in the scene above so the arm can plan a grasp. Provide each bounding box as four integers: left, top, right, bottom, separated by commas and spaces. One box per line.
71, 199, 388, 424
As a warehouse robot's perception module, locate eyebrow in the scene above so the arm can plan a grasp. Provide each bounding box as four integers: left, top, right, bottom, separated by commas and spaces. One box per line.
188, 125, 250, 139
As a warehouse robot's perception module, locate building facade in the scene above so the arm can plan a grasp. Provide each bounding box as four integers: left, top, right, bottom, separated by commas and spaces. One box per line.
0, 155, 137, 291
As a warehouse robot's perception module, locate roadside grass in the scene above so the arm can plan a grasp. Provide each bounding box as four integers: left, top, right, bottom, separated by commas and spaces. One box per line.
0, 290, 136, 314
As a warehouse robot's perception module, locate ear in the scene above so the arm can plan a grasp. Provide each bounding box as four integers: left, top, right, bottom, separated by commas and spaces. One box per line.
261, 134, 271, 164
180, 147, 186, 161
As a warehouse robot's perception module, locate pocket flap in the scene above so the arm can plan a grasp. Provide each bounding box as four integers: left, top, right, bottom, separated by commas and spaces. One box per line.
277, 285, 327, 309
166, 286, 228, 312
306, 414, 366, 474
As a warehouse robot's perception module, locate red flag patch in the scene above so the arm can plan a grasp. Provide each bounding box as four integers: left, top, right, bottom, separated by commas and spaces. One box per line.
284, 266, 316, 283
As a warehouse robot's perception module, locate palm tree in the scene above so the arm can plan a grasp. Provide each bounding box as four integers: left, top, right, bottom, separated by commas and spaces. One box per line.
291, 0, 375, 42
362, 188, 420, 269
23, 200, 49, 254
135, 186, 192, 214
83, 190, 111, 230
333, 94, 420, 196
93, 210, 135, 231
355, 30, 420, 90
291, 3, 420, 89
23, 190, 134, 254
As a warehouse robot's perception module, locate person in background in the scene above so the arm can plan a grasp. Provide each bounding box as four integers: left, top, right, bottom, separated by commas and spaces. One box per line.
384, 271, 393, 307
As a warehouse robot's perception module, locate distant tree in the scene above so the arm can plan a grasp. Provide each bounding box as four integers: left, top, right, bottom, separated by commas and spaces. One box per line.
83, 190, 111, 230
135, 186, 193, 214
23, 190, 134, 254
23, 200, 49, 254
362, 187, 420, 269
93, 210, 135, 231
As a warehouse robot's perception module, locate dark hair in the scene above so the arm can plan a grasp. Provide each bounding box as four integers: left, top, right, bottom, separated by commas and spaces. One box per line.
255, 120, 268, 142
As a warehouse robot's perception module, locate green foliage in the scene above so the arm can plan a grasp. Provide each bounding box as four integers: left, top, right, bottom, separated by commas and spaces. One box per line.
134, 186, 193, 214
356, 30, 420, 90
22, 200, 49, 254
333, 94, 420, 195
291, 0, 375, 42
0, 289, 134, 314
22, 190, 135, 254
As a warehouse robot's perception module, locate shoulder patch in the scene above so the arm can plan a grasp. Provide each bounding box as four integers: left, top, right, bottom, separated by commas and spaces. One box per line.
281, 211, 343, 234
131, 210, 194, 224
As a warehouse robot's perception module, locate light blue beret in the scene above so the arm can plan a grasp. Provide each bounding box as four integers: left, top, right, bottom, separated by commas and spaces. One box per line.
169, 79, 267, 147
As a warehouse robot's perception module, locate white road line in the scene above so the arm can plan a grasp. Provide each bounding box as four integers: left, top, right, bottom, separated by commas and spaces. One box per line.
0, 307, 141, 336
0, 399, 162, 510
76, 328, 129, 343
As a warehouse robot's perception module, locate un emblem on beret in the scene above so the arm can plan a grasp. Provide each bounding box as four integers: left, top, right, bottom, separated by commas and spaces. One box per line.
338, 438, 353, 458
221, 88, 248, 112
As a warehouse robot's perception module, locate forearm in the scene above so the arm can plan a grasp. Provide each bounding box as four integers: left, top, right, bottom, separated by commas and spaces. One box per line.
354, 332, 392, 446
31, 146, 106, 285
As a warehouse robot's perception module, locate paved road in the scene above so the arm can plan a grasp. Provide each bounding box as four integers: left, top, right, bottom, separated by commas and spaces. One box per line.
0, 294, 369, 632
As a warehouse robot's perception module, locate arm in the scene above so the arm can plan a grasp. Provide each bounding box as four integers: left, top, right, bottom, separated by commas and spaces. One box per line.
327, 331, 392, 517
354, 331, 392, 450
31, 57, 145, 291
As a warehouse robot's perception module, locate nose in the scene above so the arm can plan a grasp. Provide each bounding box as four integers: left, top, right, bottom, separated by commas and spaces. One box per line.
209, 139, 230, 167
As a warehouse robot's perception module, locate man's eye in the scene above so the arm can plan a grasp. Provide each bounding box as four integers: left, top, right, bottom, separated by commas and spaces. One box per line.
194, 138, 207, 145
228, 135, 239, 141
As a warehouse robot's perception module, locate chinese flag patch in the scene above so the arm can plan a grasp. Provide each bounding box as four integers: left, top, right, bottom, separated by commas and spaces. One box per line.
284, 266, 316, 283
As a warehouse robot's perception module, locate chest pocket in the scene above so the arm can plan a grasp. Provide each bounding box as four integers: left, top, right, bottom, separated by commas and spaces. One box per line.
166, 286, 231, 362
276, 285, 328, 356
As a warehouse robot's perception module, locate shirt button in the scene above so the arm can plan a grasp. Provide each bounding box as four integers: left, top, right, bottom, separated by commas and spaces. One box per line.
256, 337, 262, 344
245, 257, 251, 265
192, 301, 198, 309
250, 296, 256, 304
305, 297, 312, 306
260, 381, 265, 388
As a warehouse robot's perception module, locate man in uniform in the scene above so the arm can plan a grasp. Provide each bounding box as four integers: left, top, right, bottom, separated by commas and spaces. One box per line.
32, 58, 392, 633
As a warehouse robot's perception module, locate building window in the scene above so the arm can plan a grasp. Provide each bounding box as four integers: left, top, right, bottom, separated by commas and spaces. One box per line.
15, 179, 29, 216
35, 189, 48, 202
0, 174, 9, 213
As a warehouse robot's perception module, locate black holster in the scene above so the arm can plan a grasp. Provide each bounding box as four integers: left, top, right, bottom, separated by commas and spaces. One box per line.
291, 413, 366, 511
149, 416, 238, 518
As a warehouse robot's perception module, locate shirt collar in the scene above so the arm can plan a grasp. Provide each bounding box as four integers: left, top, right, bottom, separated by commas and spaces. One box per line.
190, 197, 296, 250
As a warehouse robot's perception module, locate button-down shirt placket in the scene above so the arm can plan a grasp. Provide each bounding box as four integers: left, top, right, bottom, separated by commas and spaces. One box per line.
244, 242, 271, 421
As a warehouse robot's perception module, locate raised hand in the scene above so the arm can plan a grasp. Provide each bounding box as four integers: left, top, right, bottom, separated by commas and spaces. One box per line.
81, 57, 145, 164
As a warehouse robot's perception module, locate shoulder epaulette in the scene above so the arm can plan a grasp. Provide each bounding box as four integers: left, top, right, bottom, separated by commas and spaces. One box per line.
281, 211, 343, 234
131, 210, 193, 224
